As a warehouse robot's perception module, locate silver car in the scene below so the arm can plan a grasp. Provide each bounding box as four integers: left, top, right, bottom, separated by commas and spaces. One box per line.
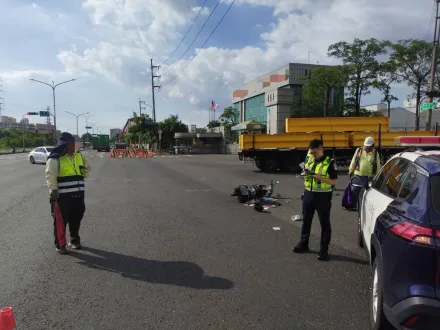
28, 146, 54, 164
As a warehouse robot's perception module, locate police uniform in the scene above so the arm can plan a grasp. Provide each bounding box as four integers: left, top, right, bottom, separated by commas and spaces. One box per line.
46, 133, 91, 252
296, 154, 337, 258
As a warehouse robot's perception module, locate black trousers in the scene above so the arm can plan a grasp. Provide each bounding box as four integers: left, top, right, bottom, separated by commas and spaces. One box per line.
51, 196, 85, 248
300, 189, 332, 252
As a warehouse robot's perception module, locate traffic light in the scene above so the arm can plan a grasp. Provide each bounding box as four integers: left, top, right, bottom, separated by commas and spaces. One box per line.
426, 91, 440, 98
26, 112, 39, 115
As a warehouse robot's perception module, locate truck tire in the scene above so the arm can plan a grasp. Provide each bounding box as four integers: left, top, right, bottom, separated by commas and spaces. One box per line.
261, 157, 278, 173
254, 158, 262, 170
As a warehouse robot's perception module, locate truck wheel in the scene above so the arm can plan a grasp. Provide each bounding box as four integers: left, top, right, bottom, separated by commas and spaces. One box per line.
262, 158, 278, 172
254, 158, 262, 170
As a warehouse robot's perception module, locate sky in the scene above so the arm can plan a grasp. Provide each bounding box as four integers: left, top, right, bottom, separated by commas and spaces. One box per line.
0, 0, 436, 136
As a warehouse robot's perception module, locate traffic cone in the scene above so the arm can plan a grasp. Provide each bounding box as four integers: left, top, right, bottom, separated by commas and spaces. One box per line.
0, 307, 16, 330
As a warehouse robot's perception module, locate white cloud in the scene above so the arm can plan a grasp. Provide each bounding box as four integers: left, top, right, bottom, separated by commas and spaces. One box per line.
192, 6, 210, 15
0, 0, 434, 130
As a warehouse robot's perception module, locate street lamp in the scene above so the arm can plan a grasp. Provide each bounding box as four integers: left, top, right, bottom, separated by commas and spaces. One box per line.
65, 111, 89, 137
30, 78, 76, 139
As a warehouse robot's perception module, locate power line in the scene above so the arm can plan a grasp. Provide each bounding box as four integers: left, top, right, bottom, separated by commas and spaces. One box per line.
160, 0, 209, 66
162, 0, 221, 76
425, 0, 437, 41
163, 0, 235, 87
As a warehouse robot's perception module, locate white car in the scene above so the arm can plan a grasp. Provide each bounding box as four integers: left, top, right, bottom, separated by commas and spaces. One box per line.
352, 136, 440, 330
28, 146, 54, 164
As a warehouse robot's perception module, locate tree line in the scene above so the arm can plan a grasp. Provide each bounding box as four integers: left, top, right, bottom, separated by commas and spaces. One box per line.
292, 38, 437, 130
0, 129, 53, 150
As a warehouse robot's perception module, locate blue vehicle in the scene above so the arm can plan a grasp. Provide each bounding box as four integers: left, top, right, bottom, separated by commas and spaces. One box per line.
353, 136, 440, 330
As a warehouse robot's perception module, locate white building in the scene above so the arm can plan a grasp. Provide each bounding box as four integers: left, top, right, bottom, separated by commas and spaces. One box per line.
1, 116, 16, 123
363, 103, 388, 112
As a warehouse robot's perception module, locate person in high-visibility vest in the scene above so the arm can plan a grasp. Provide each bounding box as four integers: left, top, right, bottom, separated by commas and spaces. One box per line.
293, 139, 338, 261
348, 136, 381, 210
45, 132, 92, 254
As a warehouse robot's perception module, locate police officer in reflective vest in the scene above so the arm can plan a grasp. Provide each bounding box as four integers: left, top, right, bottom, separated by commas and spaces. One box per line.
293, 139, 338, 261
45, 132, 92, 254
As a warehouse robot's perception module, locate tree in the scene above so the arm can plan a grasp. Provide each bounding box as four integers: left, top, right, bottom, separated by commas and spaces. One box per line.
328, 38, 389, 116
303, 66, 349, 117
158, 115, 188, 147
207, 120, 221, 128
81, 133, 92, 142
218, 106, 238, 126
389, 39, 433, 130
372, 61, 400, 118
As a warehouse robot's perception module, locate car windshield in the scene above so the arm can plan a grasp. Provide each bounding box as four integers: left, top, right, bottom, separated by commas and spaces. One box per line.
45, 148, 53, 153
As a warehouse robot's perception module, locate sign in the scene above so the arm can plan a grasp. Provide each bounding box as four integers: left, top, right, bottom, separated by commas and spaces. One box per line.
420, 103, 437, 111
39, 111, 49, 117
144, 119, 153, 125
85, 126, 92, 129
190, 125, 196, 133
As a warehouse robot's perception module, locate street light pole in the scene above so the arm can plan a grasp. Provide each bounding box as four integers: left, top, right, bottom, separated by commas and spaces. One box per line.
85, 114, 95, 147
30, 78, 76, 139
21, 114, 26, 150
65, 111, 89, 137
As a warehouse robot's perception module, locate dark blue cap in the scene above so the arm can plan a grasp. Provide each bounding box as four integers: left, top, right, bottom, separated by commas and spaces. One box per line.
58, 132, 75, 145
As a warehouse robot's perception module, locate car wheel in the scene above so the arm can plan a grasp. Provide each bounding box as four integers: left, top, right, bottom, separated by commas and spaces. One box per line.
29, 156, 35, 164
371, 259, 393, 330
357, 210, 364, 248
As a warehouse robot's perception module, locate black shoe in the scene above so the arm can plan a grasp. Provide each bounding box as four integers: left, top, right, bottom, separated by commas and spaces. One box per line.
293, 243, 309, 253
68, 241, 82, 250
56, 246, 68, 254
317, 250, 329, 261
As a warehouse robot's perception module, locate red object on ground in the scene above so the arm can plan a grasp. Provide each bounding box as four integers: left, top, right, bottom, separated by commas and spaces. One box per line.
0, 307, 17, 330
55, 201, 66, 247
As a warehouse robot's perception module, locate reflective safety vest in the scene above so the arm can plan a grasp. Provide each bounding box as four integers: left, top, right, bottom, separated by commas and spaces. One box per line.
305, 151, 312, 164
57, 152, 85, 197
304, 156, 333, 192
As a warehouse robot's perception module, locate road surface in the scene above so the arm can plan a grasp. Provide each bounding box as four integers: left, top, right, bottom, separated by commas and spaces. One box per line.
0, 152, 371, 330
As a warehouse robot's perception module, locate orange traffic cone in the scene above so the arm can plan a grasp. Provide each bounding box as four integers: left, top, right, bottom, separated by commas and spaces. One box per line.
0, 307, 16, 330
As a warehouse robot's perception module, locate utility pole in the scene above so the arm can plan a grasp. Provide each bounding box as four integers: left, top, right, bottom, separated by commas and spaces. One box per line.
150, 59, 161, 122
426, 0, 440, 130
139, 98, 146, 116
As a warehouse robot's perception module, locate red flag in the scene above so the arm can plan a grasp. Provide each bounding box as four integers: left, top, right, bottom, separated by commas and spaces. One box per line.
55, 201, 66, 247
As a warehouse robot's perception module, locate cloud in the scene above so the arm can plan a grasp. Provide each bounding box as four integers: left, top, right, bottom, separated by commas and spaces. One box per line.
0, 0, 434, 131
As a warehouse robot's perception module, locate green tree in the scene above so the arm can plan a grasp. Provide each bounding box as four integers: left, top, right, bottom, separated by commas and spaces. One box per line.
158, 115, 188, 147
81, 133, 92, 142
207, 120, 221, 128
372, 61, 399, 118
218, 106, 238, 126
303, 66, 349, 117
389, 39, 433, 130
328, 38, 389, 116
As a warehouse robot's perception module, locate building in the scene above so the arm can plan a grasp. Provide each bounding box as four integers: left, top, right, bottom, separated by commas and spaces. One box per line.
20, 118, 29, 125
231, 63, 344, 134
1, 116, 16, 123
364, 103, 388, 112
110, 128, 122, 139
378, 107, 440, 130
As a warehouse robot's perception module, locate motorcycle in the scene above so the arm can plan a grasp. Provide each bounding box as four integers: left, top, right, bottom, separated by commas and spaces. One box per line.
231, 179, 279, 204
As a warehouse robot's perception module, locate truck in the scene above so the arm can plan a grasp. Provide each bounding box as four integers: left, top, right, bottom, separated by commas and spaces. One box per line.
238, 117, 440, 173
91, 134, 110, 152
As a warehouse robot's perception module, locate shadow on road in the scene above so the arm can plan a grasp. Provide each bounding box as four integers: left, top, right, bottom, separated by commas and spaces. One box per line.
328, 254, 368, 265
68, 247, 234, 290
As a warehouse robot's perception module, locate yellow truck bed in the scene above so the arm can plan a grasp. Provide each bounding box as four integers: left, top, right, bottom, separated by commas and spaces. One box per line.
285, 117, 389, 133
239, 130, 437, 150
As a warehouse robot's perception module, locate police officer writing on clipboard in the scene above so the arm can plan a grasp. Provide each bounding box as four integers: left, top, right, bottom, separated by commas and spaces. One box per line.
293, 139, 337, 261
46, 132, 92, 254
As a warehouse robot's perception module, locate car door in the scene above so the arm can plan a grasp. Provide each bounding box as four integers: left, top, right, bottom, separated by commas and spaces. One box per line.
33, 148, 42, 162
362, 158, 401, 254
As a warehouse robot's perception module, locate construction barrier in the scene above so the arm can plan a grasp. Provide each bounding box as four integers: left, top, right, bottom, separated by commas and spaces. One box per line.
109, 148, 154, 159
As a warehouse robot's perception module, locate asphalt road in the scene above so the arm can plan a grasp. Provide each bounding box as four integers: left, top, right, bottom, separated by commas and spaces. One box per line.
0, 152, 371, 330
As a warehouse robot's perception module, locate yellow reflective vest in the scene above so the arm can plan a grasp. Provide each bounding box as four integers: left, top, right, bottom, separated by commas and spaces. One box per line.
57, 152, 85, 197
304, 156, 334, 192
